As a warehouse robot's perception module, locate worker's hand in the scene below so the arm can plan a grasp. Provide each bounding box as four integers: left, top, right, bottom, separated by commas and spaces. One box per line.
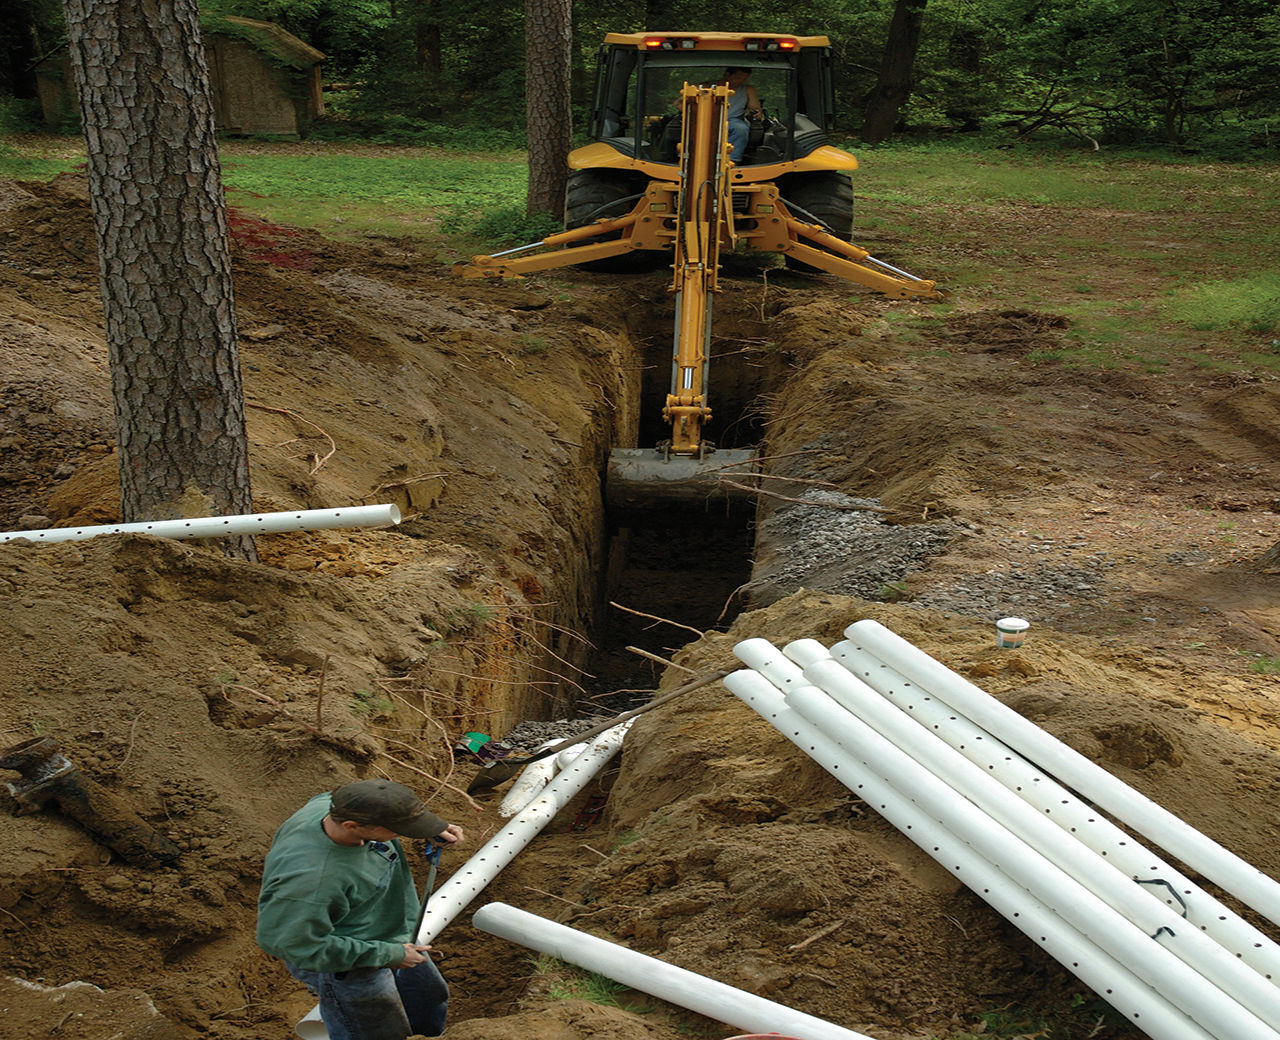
397, 943, 433, 969
434, 823, 464, 845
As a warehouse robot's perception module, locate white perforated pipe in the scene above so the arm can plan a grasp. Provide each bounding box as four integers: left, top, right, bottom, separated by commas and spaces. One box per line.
844, 619, 1280, 927
723, 666, 1215, 1040
789, 653, 1280, 1028
818, 637, 1280, 984
0, 504, 401, 544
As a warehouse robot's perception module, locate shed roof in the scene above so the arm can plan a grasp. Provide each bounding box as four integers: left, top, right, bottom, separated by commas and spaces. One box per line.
212, 16, 325, 68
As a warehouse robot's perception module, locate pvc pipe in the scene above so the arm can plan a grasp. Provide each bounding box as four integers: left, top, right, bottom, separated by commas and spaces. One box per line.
824, 639, 1280, 983
296, 723, 632, 1040
472, 902, 884, 1040
779, 677, 1280, 1038
722, 668, 1215, 1040
0, 504, 401, 545
732, 642, 1280, 1040
800, 648, 1280, 1020
497, 741, 562, 818
738, 636, 1280, 1028
498, 741, 590, 818
415, 722, 632, 945
845, 619, 1280, 927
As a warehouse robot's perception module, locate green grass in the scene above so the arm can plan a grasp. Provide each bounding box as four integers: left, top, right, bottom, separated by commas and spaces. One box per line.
1163, 273, 1280, 335
530, 955, 652, 1012
849, 140, 1280, 215
8, 133, 1280, 377
220, 151, 530, 246
939, 995, 1142, 1039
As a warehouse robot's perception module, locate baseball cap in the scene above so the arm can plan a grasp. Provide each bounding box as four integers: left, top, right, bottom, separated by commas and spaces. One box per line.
329, 780, 447, 840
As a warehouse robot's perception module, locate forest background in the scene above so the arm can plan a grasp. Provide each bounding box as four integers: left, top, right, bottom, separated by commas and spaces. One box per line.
2, 0, 1279, 157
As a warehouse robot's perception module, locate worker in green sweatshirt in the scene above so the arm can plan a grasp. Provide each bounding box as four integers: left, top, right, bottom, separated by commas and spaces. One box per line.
257, 779, 464, 1040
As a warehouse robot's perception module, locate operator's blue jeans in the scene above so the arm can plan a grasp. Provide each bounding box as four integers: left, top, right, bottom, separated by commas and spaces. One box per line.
289, 959, 448, 1040
728, 117, 749, 161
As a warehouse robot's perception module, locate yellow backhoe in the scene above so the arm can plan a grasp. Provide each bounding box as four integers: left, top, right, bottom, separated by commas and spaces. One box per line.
456, 32, 947, 511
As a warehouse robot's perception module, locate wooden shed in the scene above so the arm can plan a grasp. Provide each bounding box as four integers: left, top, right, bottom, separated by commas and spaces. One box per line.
206, 16, 325, 137
35, 16, 325, 138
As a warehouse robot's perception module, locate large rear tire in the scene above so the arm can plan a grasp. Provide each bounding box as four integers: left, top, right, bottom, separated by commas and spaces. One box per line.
564, 169, 664, 273
778, 171, 854, 272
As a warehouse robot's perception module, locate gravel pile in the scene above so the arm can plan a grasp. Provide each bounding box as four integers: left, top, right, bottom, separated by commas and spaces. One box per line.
497, 716, 607, 754
912, 558, 1109, 624
759, 488, 958, 600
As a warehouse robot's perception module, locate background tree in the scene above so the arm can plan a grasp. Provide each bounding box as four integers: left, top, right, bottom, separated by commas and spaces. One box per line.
0, 0, 64, 99
62, 0, 256, 560
525, 0, 572, 218
860, 0, 928, 143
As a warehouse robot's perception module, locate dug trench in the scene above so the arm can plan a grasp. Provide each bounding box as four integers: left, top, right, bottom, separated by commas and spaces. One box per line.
2, 172, 1280, 1040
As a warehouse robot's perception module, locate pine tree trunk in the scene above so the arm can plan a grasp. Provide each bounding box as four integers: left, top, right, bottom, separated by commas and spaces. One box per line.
861, 0, 929, 144
62, 0, 256, 560
524, 0, 572, 220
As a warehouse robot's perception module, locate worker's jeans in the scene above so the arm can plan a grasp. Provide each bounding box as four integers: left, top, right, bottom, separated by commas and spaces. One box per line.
728, 117, 749, 161
288, 959, 448, 1040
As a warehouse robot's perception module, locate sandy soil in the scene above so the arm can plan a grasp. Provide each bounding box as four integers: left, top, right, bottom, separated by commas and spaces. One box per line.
1, 168, 1278, 1040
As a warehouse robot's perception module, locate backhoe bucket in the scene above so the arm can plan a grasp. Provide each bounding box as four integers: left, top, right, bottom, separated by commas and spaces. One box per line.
606, 448, 759, 518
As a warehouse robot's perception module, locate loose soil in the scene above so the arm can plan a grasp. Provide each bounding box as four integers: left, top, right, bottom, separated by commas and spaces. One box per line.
1, 164, 1278, 1040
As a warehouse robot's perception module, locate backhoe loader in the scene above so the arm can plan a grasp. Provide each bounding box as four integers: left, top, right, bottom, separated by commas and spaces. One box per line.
456, 32, 947, 512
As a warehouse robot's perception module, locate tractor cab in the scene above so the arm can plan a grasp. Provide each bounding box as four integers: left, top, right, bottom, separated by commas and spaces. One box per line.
589, 33, 838, 167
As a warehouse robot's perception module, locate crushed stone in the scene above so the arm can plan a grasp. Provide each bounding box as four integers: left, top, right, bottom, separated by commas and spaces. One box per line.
759, 488, 957, 599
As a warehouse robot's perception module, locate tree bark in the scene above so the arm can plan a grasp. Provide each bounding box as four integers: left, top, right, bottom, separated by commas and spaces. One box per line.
524, 0, 572, 220
861, 0, 928, 144
62, 0, 256, 560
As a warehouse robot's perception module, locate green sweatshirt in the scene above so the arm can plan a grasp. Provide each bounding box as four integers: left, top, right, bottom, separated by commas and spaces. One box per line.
256, 794, 423, 972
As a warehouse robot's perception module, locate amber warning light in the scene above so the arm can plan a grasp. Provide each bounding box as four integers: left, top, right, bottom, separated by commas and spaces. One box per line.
643, 36, 697, 50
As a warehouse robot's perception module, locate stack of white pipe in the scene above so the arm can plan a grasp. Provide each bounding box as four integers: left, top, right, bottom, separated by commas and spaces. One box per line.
726, 620, 1280, 1040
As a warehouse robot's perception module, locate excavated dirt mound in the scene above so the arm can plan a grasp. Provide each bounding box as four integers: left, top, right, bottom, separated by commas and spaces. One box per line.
1, 169, 1279, 1040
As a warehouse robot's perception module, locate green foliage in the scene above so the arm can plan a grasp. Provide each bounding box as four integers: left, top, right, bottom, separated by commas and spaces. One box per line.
349, 688, 394, 718
901, 0, 1280, 152
947, 995, 1141, 1039
1164, 274, 1280, 335
440, 204, 562, 249
309, 114, 526, 150
0, 96, 45, 135
5, 0, 1277, 153
875, 580, 910, 602
514, 334, 551, 357
1250, 657, 1280, 676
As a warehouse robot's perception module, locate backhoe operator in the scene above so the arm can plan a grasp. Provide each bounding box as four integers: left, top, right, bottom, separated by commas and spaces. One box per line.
723, 67, 762, 161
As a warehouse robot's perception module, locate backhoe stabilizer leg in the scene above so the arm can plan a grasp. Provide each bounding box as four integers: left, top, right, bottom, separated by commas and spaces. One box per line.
454, 213, 645, 279
784, 218, 950, 301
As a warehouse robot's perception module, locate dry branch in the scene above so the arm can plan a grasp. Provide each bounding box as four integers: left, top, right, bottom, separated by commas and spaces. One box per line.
718, 480, 889, 512
625, 645, 696, 673
247, 401, 337, 474
787, 918, 846, 951
609, 601, 703, 638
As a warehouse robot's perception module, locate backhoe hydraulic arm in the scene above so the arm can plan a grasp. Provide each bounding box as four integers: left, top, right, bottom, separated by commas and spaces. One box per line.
663, 83, 732, 456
